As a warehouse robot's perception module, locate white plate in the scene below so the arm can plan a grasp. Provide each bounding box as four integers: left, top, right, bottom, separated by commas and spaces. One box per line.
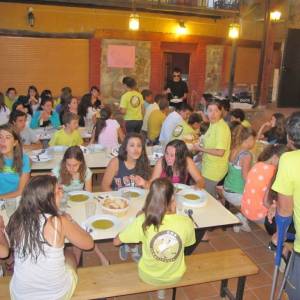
49, 145, 67, 153
177, 189, 208, 207
30, 153, 52, 163
170, 98, 183, 103
174, 183, 193, 193
118, 187, 145, 199
88, 144, 105, 152
83, 214, 120, 231
68, 191, 93, 203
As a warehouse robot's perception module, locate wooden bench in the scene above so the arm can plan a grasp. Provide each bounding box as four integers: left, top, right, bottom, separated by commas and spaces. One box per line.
0, 248, 259, 300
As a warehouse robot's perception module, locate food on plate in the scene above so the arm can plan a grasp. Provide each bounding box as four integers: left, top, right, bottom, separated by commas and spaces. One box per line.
69, 194, 89, 202
123, 191, 140, 198
184, 194, 200, 201
91, 219, 113, 229
103, 198, 128, 209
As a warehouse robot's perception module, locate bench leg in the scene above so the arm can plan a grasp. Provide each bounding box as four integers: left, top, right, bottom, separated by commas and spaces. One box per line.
235, 276, 246, 300
220, 277, 246, 300
172, 287, 177, 300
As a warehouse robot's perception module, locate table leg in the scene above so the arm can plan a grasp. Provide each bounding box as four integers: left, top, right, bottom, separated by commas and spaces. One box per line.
172, 287, 177, 300
235, 276, 246, 300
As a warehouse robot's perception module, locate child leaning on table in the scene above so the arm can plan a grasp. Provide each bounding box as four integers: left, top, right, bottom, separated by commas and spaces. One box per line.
49, 112, 83, 147
51, 146, 109, 266
113, 178, 195, 287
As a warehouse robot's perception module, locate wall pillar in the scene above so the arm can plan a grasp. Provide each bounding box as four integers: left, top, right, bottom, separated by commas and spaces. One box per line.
89, 38, 101, 88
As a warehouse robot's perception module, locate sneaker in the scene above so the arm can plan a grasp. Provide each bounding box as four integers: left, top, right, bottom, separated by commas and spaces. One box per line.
131, 245, 142, 263
236, 213, 252, 232
119, 244, 130, 261
157, 289, 166, 299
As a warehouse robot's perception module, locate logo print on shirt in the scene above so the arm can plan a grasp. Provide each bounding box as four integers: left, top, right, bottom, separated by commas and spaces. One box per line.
130, 95, 141, 108
172, 125, 183, 138
150, 230, 182, 262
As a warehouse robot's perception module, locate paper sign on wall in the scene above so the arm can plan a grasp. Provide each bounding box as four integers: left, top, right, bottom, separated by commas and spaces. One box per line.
107, 45, 135, 68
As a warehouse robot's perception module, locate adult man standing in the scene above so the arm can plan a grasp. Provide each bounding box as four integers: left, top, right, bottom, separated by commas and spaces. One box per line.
272, 111, 300, 299
164, 67, 188, 108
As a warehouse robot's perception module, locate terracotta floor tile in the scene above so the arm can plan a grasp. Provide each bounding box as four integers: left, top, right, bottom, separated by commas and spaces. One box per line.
150, 288, 187, 300
246, 267, 272, 289
244, 245, 274, 264
253, 230, 271, 246
251, 285, 275, 299
182, 282, 219, 299
212, 278, 250, 292
209, 234, 240, 251
192, 241, 216, 254
260, 262, 276, 277
227, 230, 263, 249
207, 227, 228, 238
113, 292, 151, 300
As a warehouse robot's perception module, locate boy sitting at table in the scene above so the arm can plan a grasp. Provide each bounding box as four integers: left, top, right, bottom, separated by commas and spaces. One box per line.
49, 112, 83, 147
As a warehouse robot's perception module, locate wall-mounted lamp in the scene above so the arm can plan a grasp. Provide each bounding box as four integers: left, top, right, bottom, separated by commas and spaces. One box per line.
228, 23, 240, 39
27, 7, 35, 27
176, 21, 187, 35
270, 10, 281, 22
129, 13, 139, 31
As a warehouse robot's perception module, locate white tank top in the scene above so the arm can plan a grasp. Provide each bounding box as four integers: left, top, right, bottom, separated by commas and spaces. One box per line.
10, 214, 72, 300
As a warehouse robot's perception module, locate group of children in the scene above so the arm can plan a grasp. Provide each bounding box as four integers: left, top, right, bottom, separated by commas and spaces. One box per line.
0, 80, 297, 299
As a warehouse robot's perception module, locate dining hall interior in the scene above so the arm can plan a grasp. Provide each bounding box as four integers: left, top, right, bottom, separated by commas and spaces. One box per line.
0, 0, 300, 299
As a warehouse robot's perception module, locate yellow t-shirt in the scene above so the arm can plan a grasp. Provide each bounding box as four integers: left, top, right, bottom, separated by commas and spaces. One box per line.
272, 150, 300, 252
147, 110, 166, 141
119, 213, 195, 286
171, 120, 196, 141
241, 119, 251, 128
120, 91, 144, 121
4, 96, 14, 110
202, 119, 231, 181
49, 129, 83, 147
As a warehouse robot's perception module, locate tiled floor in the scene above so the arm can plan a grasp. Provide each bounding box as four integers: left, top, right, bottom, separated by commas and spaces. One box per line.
82, 222, 286, 300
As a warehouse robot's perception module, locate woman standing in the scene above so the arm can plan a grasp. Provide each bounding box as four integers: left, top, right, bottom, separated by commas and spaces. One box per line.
120, 77, 144, 133
194, 101, 231, 197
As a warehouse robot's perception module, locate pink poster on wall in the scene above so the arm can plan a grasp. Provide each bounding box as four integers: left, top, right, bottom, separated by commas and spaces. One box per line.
107, 45, 135, 68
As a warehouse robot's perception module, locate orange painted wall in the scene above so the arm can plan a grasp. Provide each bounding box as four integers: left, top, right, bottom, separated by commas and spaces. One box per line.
0, 36, 89, 97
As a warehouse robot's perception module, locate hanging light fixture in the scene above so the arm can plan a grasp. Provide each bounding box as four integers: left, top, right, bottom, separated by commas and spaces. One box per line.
176, 20, 187, 35
129, 13, 140, 31
270, 10, 281, 22
228, 23, 240, 39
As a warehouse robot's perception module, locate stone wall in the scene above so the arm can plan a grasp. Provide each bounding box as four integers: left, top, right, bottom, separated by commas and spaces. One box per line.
204, 45, 224, 93
100, 39, 151, 103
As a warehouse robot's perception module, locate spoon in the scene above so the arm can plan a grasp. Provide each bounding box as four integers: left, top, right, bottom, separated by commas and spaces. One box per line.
185, 209, 199, 228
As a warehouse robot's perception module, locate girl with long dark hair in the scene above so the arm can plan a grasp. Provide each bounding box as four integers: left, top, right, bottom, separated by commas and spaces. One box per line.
135, 139, 204, 189
7, 175, 94, 300
0, 92, 10, 125
101, 133, 151, 191
91, 107, 124, 148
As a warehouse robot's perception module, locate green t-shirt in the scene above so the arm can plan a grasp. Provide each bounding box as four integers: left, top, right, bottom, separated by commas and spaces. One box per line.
202, 119, 231, 181
119, 213, 195, 286
4, 96, 15, 110
49, 129, 83, 147
171, 120, 196, 141
272, 150, 300, 252
120, 91, 144, 121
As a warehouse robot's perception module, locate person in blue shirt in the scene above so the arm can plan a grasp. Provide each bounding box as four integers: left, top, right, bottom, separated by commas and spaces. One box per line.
0, 123, 31, 199
30, 95, 60, 129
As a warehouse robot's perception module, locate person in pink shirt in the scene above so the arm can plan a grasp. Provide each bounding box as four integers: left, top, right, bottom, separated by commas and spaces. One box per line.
241, 144, 286, 222
91, 107, 124, 149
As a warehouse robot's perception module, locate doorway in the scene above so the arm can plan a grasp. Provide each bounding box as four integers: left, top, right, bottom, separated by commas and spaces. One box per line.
277, 28, 300, 107
164, 52, 190, 84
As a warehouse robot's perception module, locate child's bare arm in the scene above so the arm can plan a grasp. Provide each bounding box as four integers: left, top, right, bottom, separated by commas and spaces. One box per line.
0, 216, 9, 258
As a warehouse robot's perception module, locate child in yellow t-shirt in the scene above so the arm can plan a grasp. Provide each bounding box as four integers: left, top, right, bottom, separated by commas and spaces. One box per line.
114, 178, 195, 287
49, 112, 83, 147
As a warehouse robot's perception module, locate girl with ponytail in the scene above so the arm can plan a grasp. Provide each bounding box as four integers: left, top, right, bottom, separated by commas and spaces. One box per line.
91, 107, 124, 149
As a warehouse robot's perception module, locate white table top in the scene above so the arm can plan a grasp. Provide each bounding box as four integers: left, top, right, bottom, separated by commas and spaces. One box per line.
28, 146, 157, 171
0, 190, 239, 241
